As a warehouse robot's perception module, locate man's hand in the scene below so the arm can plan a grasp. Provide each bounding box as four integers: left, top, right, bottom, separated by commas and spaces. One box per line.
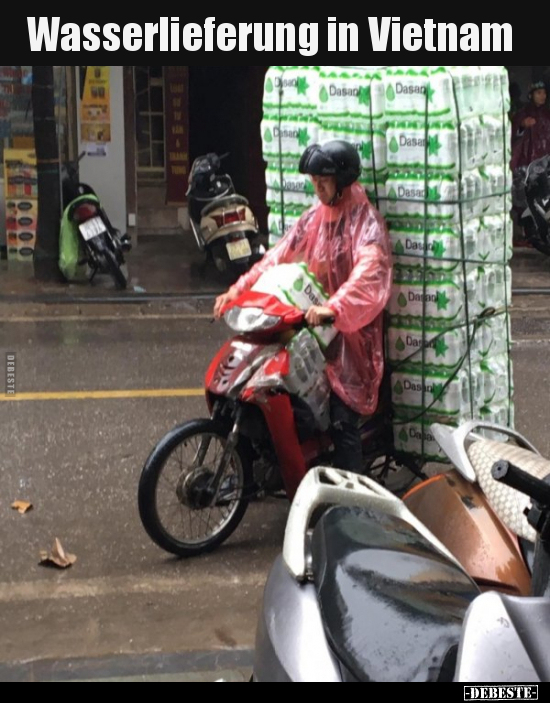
214, 288, 240, 319
305, 306, 336, 327
522, 117, 537, 129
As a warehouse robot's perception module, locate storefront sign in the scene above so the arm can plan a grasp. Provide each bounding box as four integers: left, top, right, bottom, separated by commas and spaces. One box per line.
164, 66, 189, 205
80, 66, 111, 144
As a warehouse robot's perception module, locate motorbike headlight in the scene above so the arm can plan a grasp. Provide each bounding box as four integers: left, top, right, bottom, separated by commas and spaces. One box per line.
224, 306, 281, 333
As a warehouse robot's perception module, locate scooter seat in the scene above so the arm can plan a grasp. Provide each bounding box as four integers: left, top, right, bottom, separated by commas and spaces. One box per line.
311, 505, 480, 682
467, 439, 550, 543
201, 194, 250, 218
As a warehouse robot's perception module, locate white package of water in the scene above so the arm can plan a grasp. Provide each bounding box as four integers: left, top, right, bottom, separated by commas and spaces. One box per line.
387, 312, 511, 370
263, 66, 319, 114
319, 120, 387, 172
317, 66, 385, 120
384, 66, 509, 122
261, 114, 319, 158
391, 365, 475, 419
385, 169, 508, 222
387, 120, 459, 172
251, 263, 338, 350
390, 222, 472, 272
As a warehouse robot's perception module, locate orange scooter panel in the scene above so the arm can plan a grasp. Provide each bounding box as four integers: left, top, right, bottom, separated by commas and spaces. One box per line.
403, 470, 531, 597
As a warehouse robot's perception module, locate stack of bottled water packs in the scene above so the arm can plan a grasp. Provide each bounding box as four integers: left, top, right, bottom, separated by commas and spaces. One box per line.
261, 66, 515, 462
262, 66, 388, 247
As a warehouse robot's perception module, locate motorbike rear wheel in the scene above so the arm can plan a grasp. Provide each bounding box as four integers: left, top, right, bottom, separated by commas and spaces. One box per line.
138, 419, 253, 557
102, 246, 128, 290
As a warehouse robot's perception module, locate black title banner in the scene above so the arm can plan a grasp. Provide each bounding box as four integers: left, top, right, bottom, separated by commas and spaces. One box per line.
8, 14, 542, 64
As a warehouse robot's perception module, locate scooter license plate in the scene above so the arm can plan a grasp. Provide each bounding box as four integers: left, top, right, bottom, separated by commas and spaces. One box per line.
226, 238, 252, 261
79, 216, 107, 242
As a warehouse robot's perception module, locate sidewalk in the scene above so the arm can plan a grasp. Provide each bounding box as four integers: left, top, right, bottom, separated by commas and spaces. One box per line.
0, 232, 225, 300
0, 236, 549, 320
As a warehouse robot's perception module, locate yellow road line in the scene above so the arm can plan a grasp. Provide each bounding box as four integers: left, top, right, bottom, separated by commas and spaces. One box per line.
1, 389, 204, 402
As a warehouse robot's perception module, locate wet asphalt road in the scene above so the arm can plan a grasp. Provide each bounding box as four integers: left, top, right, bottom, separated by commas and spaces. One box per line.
0, 307, 549, 680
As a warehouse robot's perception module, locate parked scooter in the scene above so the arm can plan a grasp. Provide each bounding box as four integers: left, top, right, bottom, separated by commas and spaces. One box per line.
518, 154, 550, 256
59, 152, 132, 289
186, 152, 265, 283
252, 421, 550, 682
137, 283, 426, 558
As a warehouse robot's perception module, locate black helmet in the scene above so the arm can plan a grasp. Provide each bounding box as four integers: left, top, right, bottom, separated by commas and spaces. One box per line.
529, 81, 547, 98
299, 140, 361, 191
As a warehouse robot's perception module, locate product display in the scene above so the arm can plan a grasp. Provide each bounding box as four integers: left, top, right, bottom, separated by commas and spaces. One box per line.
3, 149, 38, 263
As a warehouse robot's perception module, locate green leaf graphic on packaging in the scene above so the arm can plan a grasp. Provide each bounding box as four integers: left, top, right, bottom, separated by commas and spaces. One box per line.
273, 179, 280, 190
361, 141, 373, 160
428, 135, 442, 156
435, 338, 449, 358
264, 129, 273, 143
426, 83, 436, 102
398, 293, 408, 308
298, 128, 310, 147
389, 137, 399, 154
305, 180, 315, 195
358, 86, 371, 106
432, 383, 444, 400
294, 279, 304, 292
297, 77, 309, 95
320, 86, 329, 103
270, 221, 279, 234
432, 240, 446, 258
399, 429, 409, 443
389, 187, 398, 201
396, 337, 406, 352
394, 381, 404, 395
395, 240, 405, 255
265, 78, 274, 93
386, 84, 396, 101
436, 291, 450, 311
427, 187, 441, 202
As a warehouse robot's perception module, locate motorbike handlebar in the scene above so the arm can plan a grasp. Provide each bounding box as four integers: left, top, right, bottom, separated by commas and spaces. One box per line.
294, 316, 336, 330
492, 460, 550, 508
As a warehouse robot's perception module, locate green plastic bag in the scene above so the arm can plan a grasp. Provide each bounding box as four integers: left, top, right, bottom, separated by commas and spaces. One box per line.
59, 194, 96, 282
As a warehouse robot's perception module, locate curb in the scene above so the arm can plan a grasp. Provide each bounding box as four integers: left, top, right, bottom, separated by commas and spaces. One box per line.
0, 648, 253, 682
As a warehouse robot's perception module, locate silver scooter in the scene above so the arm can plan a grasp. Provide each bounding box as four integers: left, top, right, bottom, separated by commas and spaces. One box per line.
252, 421, 550, 682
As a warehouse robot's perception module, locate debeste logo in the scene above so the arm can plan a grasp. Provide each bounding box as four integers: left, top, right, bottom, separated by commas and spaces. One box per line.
464, 686, 538, 701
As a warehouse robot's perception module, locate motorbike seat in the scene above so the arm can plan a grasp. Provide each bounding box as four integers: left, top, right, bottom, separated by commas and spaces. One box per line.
311, 505, 480, 682
467, 439, 550, 543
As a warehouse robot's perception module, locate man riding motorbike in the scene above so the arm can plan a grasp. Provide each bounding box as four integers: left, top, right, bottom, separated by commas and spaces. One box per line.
214, 140, 393, 473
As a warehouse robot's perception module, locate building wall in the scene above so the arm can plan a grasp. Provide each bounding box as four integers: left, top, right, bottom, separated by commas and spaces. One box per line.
76, 66, 127, 236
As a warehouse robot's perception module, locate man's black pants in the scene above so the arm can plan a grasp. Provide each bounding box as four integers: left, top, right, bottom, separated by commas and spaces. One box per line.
329, 392, 363, 473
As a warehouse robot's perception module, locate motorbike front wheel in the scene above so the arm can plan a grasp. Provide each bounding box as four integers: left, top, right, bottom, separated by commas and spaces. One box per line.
138, 419, 252, 557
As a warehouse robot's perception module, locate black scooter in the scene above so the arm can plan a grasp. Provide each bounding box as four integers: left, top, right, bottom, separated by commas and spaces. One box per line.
519, 154, 550, 256
60, 153, 132, 290
187, 152, 265, 284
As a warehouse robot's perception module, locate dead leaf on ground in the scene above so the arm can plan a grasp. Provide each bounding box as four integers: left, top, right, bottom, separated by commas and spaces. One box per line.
39, 538, 77, 569
11, 500, 33, 514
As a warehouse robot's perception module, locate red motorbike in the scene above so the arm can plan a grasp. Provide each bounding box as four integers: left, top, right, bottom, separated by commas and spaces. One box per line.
138, 290, 426, 557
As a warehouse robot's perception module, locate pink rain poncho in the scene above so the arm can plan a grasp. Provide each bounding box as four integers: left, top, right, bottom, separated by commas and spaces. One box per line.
232, 182, 393, 416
